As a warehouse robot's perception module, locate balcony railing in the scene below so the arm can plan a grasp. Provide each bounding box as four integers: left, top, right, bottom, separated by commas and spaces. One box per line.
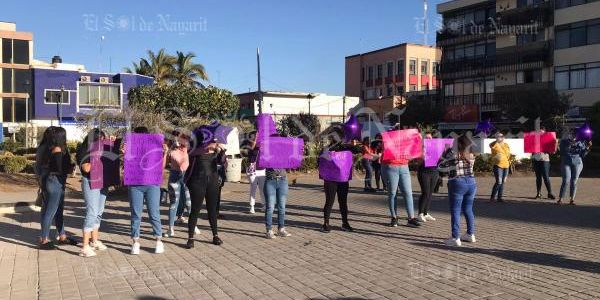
496, 0, 553, 26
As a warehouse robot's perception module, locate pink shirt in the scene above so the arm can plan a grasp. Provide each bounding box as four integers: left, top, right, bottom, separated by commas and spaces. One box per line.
169, 147, 189, 172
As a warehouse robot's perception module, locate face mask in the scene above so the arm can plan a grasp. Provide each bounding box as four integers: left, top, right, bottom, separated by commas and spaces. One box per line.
497, 137, 504, 142
174, 140, 181, 148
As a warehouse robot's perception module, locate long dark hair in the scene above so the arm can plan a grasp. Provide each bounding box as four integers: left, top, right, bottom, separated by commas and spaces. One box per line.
40, 126, 68, 164
82, 128, 105, 152
456, 134, 473, 160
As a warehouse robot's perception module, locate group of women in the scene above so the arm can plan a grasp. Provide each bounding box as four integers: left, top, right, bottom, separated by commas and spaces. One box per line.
34, 123, 592, 255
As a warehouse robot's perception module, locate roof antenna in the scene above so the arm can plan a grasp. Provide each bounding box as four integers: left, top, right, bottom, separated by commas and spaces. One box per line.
423, 0, 429, 45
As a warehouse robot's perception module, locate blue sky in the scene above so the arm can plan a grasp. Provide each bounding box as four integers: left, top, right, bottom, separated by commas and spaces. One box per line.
2, 0, 444, 95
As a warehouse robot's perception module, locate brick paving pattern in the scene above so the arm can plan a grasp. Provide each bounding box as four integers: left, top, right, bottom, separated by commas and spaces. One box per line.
1, 175, 599, 299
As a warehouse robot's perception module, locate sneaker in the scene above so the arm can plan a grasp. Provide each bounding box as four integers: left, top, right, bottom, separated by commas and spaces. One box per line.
39, 241, 57, 250
444, 237, 462, 247
131, 242, 140, 255
186, 239, 194, 249
194, 226, 201, 235
56, 236, 78, 246
389, 217, 398, 227
277, 228, 291, 237
548, 194, 556, 200
155, 240, 164, 254
176, 216, 187, 224
163, 227, 175, 238
417, 213, 427, 222
460, 233, 476, 243
535, 193, 542, 199
90, 240, 107, 251
424, 214, 436, 221
79, 246, 97, 257
265, 230, 277, 239
407, 218, 421, 228
249, 206, 256, 214
320, 224, 331, 233
212, 235, 223, 246
341, 224, 354, 232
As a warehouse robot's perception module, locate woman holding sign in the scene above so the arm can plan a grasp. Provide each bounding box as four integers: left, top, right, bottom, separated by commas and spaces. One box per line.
438, 135, 477, 247
185, 129, 224, 248
532, 127, 556, 200
319, 130, 362, 233
76, 129, 110, 257
417, 133, 439, 222
558, 129, 592, 205
361, 138, 377, 193
489, 132, 511, 203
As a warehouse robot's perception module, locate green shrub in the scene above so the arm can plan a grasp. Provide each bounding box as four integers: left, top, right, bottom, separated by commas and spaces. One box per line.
67, 141, 80, 154
0, 155, 29, 174
299, 155, 318, 172
474, 154, 493, 173
24, 161, 36, 174
0, 140, 24, 153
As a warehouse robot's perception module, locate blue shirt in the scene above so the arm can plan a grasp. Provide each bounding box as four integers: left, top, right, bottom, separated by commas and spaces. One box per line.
560, 139, 589, 165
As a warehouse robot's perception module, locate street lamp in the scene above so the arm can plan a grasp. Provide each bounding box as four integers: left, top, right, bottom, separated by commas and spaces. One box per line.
307, 93, 315, 115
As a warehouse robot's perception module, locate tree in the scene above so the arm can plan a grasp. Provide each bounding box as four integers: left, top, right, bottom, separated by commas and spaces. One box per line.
174, 51, 208, 87
501, 89, 572, 131
124, 49, 176, 85
587, 101, 600, 145
387, 96, 443, 128
278, 113, 321, 141
128, 84, 239, 121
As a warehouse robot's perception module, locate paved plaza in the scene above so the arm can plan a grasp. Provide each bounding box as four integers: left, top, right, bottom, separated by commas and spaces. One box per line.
0, 175, 599, 300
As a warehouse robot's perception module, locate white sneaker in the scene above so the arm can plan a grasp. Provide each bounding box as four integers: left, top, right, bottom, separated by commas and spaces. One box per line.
90, 240, 107, 251
176, 216, 187, 224
265, 230, 277, 239
444, 237, 462, 247
460, 233, 476, 243
249, 206, 255, 214
155, 240, 164, 254
194, 226, 201, 235
424, 214, 436, 221
131, 242, 140, 255
277, 228, 291, 237
417, 213, 427, 222
163, 227, 176, 238
79, 245, 97, 257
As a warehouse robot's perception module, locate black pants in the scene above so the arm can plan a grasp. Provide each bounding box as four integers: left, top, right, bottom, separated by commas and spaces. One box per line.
323, 181, 349, 225
373, 163, 385, 190
187, 174, 220, 238
417, 170, 439, 215
533, 160, 552, 195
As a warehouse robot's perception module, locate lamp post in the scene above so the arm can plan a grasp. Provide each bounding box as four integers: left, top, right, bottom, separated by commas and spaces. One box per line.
24, 80, 31, 148
307, 93, 315, 115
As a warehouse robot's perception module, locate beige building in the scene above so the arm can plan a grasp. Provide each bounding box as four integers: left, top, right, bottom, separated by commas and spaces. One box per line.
0, 21, 33, 128
345, 43, 442, 123
437, 0, 600, 129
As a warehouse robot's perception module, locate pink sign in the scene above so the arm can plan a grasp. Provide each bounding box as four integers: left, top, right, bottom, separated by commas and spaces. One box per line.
124, 133, 165, 186
257, 137, 304, 169
381, 129, 422, 162
319, 151, 353, 182
524, 132, 557, 153
89, 139, 121, 189
424, 138, 454, 167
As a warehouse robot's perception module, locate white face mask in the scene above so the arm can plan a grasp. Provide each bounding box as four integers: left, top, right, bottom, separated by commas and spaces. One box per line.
497, 137, 504, 142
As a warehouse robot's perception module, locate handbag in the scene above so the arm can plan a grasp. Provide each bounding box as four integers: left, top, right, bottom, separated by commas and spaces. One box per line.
35, 188, 44, 207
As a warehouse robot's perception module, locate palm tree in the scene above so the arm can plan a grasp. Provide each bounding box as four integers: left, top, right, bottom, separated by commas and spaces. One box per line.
173, 51, 209, 87
124, 49, 176, 85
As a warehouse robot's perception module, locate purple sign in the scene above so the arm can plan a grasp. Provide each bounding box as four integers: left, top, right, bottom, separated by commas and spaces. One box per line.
89, 139, 121, 189
257, 137, 304, 169
319, 150, 353, 182
124, 133, 165, 186
256, 113, 277, 144
424, 138, 454, 167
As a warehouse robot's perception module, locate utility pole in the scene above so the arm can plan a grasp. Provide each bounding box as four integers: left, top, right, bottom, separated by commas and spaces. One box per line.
257, 48, 263, 114
342, 96, 346, 123
59, 84, 64, 126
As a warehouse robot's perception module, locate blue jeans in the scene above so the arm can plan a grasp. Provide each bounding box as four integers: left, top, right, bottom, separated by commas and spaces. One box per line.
559, 162, 583, 200
40, 175, 66, 239
382, 165, 415, 219
263, 177, 288, 230
128, 185, 162, 239
361, 158, 373, 189
491, 166, 508, 200
81, 177, 108, 233
448, 177, 476, 239
167, 171, 191, 228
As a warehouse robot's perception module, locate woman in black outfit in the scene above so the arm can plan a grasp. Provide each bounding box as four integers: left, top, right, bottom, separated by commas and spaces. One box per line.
320, 128, 362, 233
417, 133, 439, 222
185, 130, 225, 248
370, 133, 385, 191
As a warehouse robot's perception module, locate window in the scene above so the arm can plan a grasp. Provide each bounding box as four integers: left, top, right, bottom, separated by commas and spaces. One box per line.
386, 85, 393, 96
367, 66, 373, 81
409, 85, 417, 92
2, 38, 11, 63
2, 69, 11, 93
586, 62, 600, 88
376, 64, 383, 79
588, 19, 600, 45
485, 80, 494, 93
421, 85, 428, 91
555, 27, 570, 49
455, 46, 465, 60
397, 60, 405, 75
556, 0, 600, 9
1, 69, 31, 93
445, 84, 454, 96
517, 69, 542, 84
464, 45, 475, 59
571, 23, 588, 47
421, 60, 428, 75
79, 84, 121, 107
366, 88, 376, 99
570, 65, 586, 89
486, 42, 496, 57
446, 48, 455, 61
432, 62, 439, 76
45, 90, 69, 104
474, 9, 486, 25
386, 62, 393, 78
475, 43, 486, 57
2, 98, 26, 123
361, 67, 365, 82
409, 60, 417, 75
555, 18, 600, 49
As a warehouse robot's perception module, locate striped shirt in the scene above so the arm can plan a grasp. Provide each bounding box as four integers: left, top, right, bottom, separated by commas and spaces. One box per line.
438, 149, 475, 179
